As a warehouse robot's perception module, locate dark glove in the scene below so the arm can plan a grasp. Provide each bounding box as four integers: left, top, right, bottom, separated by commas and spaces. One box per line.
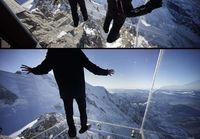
127, 0, 162, 17
148, 0, 162, 10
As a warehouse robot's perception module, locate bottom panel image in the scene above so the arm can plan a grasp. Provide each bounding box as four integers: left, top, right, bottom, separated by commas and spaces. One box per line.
0, 49, 200, 139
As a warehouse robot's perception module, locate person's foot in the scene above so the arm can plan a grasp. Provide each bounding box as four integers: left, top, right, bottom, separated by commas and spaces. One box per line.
103, 26, 109, 33
107, 34, 120, 43
68, 127, 76, 137
83, 16, 88, 21
74, 21, 79, 27
73, 18, 79, 28
79, 124, 91, 134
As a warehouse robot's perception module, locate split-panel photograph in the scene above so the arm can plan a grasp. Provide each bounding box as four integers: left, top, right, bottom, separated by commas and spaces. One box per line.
0, 0, 200, 139
0, 49, 200, 139
1, 0, 200, 48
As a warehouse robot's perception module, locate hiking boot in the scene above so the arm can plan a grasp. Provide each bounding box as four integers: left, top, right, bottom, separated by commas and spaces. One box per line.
103, 26, 109, 33
74, 21, 79, 27
73, 18, 79, 27
79, 124, 91, 134
68, 127, 76, 137
83, 16, 88, 21
107, 34, 120, 43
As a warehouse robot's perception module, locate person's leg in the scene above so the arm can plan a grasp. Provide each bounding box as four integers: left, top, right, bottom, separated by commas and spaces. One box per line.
103, 12, 113, 33
107, 15, 126, 43
128, 0, 162, 17
68, 0, 79, 27
77, 0, 88, 21
63, 97, 76, 137
75, 96, 87, 127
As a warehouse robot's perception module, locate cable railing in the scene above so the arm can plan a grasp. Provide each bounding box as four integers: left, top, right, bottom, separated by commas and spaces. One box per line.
29, 49, 190, 139
30, 114, 190, 139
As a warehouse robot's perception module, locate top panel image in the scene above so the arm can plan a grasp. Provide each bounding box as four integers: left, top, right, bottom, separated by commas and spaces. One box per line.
0, 0, 200, 48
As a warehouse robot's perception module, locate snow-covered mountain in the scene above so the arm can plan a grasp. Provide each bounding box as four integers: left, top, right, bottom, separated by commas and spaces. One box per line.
161, 80, 200, 90
0, 70, 62, 135
141, 0, 200, 48
1, 70, 200, 138
0, 70, 138, 137
111, 89, 200, 139
12, 0, 200, 48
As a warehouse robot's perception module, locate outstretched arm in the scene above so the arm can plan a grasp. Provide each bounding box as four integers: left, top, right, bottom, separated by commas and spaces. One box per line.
21, 65, 32, 74
126, 0, 162, 17
21, 54, 52, 75
81, 52, 114, 76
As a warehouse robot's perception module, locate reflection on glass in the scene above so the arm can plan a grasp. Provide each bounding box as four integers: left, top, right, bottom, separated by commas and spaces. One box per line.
143, 50, 200, 139
0, 50, 199, 139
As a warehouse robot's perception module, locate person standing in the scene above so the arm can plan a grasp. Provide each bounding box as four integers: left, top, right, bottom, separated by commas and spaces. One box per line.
68, 0, 88, 27
21, 49, 114, 138
103, 0, 162, 43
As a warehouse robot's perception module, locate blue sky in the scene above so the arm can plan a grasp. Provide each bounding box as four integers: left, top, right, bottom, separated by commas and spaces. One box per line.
0, 49, 199, 89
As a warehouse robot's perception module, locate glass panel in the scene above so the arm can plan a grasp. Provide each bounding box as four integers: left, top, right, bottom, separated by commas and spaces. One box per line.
136, 0, 200, 48
0, 50, 160, 138
142, 50, 200, 139
2, 50, 199, 139
3, 0, 200, 48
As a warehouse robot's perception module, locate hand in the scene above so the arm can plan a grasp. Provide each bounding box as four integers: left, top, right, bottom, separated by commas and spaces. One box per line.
108, 69, 114, 76
20, 65, 32, 74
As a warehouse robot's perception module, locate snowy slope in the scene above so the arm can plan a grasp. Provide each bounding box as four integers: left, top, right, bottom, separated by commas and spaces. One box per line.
139, 0, 200, 47
0, 70, 63, 135
13, 88, 200, 139
2, 69, 199, 138
0, 70, 138, 136
111, 89, 200, 139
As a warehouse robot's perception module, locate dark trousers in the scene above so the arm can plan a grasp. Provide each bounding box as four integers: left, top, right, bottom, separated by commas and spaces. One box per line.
68, 0, 88, 25
103, 12, 126, 43
63, 96, 87, 130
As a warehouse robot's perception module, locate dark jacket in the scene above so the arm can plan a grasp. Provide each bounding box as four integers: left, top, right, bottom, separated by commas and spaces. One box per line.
107, 0, 133, 16
127, 0, 162, 17
107, 0, 162, 17
32, 50, 109, 98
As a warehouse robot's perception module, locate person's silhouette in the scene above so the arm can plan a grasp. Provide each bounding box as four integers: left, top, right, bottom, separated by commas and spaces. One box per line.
68, 0, 88, 27
53, 0, 88, 27
21, 49, 114, 137
104, 0, 162, 43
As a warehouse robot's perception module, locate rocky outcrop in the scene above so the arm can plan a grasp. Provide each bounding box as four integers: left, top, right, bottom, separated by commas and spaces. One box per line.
0, 84, 18, 105
15, 0, 156, 48
19, 112, 65, 138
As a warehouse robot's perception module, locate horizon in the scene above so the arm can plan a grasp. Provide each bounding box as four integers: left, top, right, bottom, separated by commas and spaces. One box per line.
1, 69, 200, 93
1, 69, 200, 91
0, 50, 200, 90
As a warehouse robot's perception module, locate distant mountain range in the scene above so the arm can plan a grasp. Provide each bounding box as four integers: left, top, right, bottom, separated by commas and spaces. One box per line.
161, 80, 200, 90
0, 70, 137, 136
0, 70, 200, 139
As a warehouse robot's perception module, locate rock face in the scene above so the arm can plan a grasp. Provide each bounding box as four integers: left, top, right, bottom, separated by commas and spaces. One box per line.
15, 0, 155, 48
0, 84, 18, 105
19, 112, 65, 138
166, 0, 200, 37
